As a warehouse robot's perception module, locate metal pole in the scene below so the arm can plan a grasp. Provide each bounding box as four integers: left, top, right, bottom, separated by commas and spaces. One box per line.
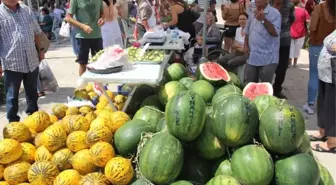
201, 0, 208, 57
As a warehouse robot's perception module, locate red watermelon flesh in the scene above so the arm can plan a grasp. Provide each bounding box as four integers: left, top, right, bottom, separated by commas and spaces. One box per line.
243, 82, 274, 100
200, 62, 230, 82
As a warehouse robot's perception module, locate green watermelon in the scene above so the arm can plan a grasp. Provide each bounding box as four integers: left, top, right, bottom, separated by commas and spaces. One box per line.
140, 94, 164, 111
179, 155, 213, 184
206, 175, 241, 185
139, 133, 184, 185
212, 95, 259, 147
231, 145, 274, 185
194, 115, 226, 160
215, 160, 232, 177
159, 81, 187, 105
166, 63, 187, 81
125, 85, 157, 115
133, 106, 165, 131
295, 132, 312, 154
131, 179, 147, 185
179, 77, 196, 89
252, 95, 283, 116
170, 180, 193, 185
189, 80, 215, 104
114, 119, 153, 157
259, 104, 305, 154
228, 72, 241, 88
156, 117, 168, 132
318, 163, 335, 185
166, 90, 206, 142
275, 153, 320, 185
212, 84, 242, 105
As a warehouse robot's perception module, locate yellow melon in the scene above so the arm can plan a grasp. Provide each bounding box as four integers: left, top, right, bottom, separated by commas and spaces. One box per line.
18, 183, 30, 185
49, 115, 59, 123
79, 172, 110, 185
88, 92, 98, 100
66, 131, 88, 152
99, 91, 114, 103
85, 112, 97, 124
3, 162, 31, 185
96, 101, 108, 110
42, 124, 67, 152
24, 111, 51, 133
115, 102, 125, 111
35, 146, 52, 162
105, 157, 134, 185
97, 110, 113, 120
79, 106, 93, 115
0, 181, 9, 185
89, 117, 110, 130
3, 122, 32, 142
85, 83, 94, 92
114, 95, 126, 104
0, 139, 22, 164
66, 107, 79, 116
27, 161, 59, 185
0, 164, 4, 179
52, 148, 73, 171
52, 104, 68, 119
63, 115, 90, 134
70, 149, 97, 175
110, 111, 130, 133
89, 142, 115, 167
85, 126, 113, 147
19, 142, 36, 163
53, 169, 81, 185
34, 133, 43, 148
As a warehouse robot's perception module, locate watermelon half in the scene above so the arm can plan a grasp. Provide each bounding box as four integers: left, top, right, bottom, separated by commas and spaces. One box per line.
243, 82, 273, 100
197, 62, 231, 84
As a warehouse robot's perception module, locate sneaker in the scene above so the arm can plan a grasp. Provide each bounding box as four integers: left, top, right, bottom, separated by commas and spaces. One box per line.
274, 92, 287, 99
303, 103, 315, 115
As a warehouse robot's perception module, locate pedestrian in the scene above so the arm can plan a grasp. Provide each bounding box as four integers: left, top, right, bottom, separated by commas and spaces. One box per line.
135, 0, 156, 39
303, 0, 335, 114
193, 0, 217, 34
289, 0, 310, 68
243, 0, 281, 84
0, 0, 45, 122
271, 0, 295, 99
65, 0, 105, 76
310, 30, 336, 153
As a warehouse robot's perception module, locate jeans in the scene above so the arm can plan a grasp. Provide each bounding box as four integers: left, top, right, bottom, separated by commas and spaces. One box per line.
70, 27, 80, 57
308, 45, 323, 104
4, 67, 39, 122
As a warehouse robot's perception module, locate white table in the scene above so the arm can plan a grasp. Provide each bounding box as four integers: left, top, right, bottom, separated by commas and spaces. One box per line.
138, 35, 186, 51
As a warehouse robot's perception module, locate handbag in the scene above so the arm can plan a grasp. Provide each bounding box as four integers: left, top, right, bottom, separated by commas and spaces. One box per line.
59, 21, 70, 37
331, 57, 336, 85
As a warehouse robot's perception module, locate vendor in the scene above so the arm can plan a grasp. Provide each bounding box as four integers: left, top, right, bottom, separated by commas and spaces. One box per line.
136, 0, 156, 39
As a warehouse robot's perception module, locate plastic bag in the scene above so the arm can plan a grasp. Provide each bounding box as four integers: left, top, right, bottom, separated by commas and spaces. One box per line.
59, 21, 70, 37
39, 60, 59, 92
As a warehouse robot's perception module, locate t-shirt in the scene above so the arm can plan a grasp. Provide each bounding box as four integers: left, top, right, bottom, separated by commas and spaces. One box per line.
234, 27, 245, 45
290, 7, 310, 39
69, 0, 103, 39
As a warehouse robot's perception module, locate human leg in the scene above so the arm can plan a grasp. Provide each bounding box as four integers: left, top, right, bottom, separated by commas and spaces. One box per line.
273, 46, 290, 95
244, 63, 259, 85
23, 67, 39, 115
217, 53, 237, 69
4, 70, 23, 122
260, 63, 278, 83
293, 37, 305, 67
90, 38, 104, 57
70, 27, 80, 56
223, 37, 232, 52
227, 55, 247, 68
77, 38, 90, 76
289, 39, 295, 67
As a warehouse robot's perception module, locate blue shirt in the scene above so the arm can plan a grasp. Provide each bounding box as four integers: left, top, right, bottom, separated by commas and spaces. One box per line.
244, 4, 281, 66
0, 3, 42, 73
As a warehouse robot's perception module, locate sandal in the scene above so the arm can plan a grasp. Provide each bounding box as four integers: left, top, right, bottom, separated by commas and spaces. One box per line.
309, 135, 327, 142
311, 144, 336, 154
38, 92, 46, 97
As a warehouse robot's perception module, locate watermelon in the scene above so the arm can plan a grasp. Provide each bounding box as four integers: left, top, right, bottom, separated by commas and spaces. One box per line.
212, 95, 259, 147
166, 63, 187, 81
295, 132, 312, 154
215, 160, 232, 177
212, 84, 242, 105
206, 175, 241, 185
231, 145, 274, 185
166, 90, 206, 142
131, 179, 147, 185
179, 77, 196, 89
125, 85, 157, 115
179, 155, 213, 184
189, 80, 215, 104
138, 133, 184, 185
140, 94, 164, 111
170, 180, 193, 185
159, 81, 187, 105
133, 106, 165, 131
275, 153, 320, 185
318, 163, 335, 185
194, 115, 226, 160
156, 117, 168, 132
259, 104, 305, 154
243, 82, 273, 100
252, 95, 283, 115
114, 119, 153, 157
228, 72, 241, 88
197, 62, 231, 85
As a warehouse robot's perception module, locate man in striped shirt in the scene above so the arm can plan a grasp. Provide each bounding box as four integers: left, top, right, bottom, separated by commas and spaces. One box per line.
0, 0, 44, 122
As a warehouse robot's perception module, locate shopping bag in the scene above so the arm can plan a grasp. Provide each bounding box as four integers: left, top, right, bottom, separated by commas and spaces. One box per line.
59, 21, 70, 37
39, 60, 59, 92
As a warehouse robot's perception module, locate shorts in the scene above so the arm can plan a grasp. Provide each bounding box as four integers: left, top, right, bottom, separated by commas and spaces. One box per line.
289, 37, 305, 59
223, 25, 239, 38
77, 38, 103, 65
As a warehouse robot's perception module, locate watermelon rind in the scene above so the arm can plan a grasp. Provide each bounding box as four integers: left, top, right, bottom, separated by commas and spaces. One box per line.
228, 72, 241, 88
140, 94, 164, 111
212, 84, 242, 105
295, 132, 312, 154
318, 163, 335, 185
189, 80, 215, 104
179, 77, 196, 89
156, 117, 168, 133
206, 175, 241, 185
242, 82, 273, 100
214, 159, 232, 177
198, 62, 231, 84
166, 63, 187, 81
179, 155, 214, 184
159, 81, 187, 105
252, 95, 284, 116
170, 180, 193, 185
133, 106, 165, 132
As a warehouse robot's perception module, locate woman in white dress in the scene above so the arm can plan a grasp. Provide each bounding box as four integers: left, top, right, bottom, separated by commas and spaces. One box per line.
102, 0, 124, 48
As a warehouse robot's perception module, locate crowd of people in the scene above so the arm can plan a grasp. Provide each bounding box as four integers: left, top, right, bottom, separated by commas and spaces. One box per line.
0, 0, 335, 152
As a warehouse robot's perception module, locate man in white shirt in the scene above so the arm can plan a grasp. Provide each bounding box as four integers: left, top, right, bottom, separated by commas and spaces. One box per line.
51, 4, 64, 21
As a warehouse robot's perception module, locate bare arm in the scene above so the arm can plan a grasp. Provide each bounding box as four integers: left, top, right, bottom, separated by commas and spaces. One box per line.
65, 13, 85, 29
232, 40, 243, 51
263, 18, 278, 37
165, 5, 179, 26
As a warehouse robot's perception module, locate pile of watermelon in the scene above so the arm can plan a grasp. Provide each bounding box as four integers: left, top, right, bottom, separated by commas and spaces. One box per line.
118, 62, 335, 185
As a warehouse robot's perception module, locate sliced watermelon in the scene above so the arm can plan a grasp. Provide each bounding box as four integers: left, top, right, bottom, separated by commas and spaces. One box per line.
197, 62, 230, 84
243, 82, 274, 100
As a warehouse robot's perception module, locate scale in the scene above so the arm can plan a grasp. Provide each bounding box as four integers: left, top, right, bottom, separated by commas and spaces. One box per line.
143, 32, 167, 45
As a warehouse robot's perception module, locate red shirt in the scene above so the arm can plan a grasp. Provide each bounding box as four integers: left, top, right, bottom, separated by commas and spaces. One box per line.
290, 7, 310, 39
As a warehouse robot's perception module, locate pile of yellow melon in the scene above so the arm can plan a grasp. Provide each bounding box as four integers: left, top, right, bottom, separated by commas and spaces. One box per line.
0, 101, 133, 185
